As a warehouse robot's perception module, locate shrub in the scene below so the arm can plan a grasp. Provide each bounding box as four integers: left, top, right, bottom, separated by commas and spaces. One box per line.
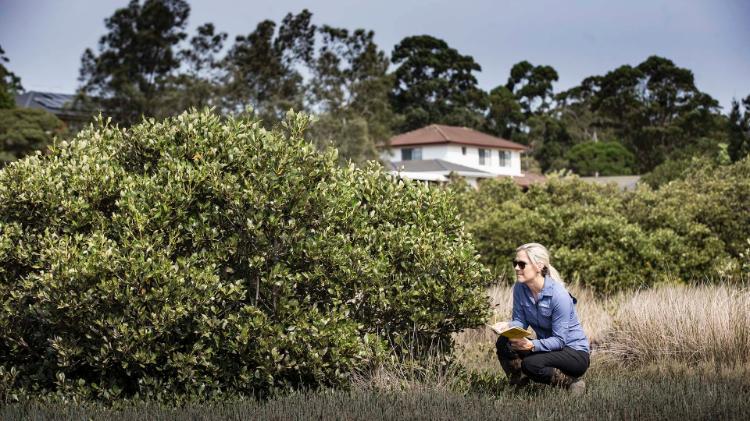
0, 108, 67, 167
565, 141, 636, 176
624, 156, 750, 270
461, 176, 675, 292
640, 157, 696, 189
0, 109, 492, 401
453, 157, 749, 292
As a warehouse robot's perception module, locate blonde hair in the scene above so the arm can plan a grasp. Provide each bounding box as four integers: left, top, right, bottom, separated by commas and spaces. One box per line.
516, 243, 564, 285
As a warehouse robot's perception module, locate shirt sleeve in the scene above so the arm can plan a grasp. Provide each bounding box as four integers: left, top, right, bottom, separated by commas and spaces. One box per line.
531, 290, 571, 352
509, 283, 529, 329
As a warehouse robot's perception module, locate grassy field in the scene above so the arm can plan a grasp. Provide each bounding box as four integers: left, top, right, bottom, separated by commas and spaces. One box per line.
3, 364, 748, 420
3, 283, 749, 420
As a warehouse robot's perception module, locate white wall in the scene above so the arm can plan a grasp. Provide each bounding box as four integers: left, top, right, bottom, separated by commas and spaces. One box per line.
381, 145, 523, 176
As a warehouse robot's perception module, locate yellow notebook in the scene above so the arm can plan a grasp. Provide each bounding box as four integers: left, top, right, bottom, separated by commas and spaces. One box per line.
489, 323, 534, 339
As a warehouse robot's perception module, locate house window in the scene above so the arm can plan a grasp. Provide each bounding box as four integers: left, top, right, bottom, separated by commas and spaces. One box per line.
498, 150, 511, 167
401, 147, 422, 161
479, 148, 489, 165
462, 147, 467, 155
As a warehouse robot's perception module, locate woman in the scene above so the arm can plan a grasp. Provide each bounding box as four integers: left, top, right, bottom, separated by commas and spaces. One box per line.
494, 243, 590, 394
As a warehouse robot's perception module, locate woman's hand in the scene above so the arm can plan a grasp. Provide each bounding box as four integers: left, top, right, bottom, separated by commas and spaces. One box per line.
509, 337, 534, 352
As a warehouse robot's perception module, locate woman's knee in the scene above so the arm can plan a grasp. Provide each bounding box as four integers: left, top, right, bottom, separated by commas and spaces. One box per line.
496, 335, 510, 348
521, 355, 545, 377
495, 336, 516, 360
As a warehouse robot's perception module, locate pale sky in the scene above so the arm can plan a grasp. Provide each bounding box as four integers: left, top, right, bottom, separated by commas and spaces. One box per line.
1, 0, 748, 111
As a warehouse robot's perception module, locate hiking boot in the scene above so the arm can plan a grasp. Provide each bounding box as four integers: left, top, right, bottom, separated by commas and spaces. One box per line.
568, 378, 586, 396
499, 356, 530, 387
550, 368, 585, 395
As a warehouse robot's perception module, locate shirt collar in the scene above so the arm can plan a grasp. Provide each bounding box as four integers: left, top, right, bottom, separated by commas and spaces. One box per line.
522, 275, 555, 298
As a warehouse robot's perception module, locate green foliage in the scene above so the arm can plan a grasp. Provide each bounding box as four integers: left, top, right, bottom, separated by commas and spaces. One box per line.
485, 86, 524, 140
638, 160, 677, 189
565, 141, 635, 176
741, 239, 750, 275
452, 160, 748, 293
464, 177, 667, 293
0, 108, 66, 167
526, 114, 574, 172
221, 11, 314, 120
78, 0, 191, 125
728, 95, 750, 162
563, 56, 722, 172
625, 156, 750, 273
505, 60, 559, 116
390, 35, 487, 132
306, 26, 394, 163
307, 114, 377, 165
0, 45, 22, 110
0, 109, 491, 401
640, 156, 708, 189
159, 23, 228, 113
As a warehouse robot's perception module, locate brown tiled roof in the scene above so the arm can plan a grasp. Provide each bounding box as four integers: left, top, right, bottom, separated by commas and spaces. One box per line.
389, 124, 529, 151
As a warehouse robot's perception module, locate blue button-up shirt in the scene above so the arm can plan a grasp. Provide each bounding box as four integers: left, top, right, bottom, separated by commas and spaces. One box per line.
509, 275, 590, 353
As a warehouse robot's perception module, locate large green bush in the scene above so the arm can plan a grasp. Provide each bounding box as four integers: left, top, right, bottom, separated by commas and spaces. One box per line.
460, 177, 672, 293
451, 165, 746, 293
623, 156, 750, 277
0, 110, 491, 401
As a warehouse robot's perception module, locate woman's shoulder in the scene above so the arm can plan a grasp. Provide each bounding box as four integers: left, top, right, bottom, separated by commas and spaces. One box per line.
546, 278, 572, 299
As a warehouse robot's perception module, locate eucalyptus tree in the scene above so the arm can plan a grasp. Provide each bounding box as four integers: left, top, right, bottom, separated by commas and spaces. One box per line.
220, 10, 315, 121
78, 0, 191, 124
307, 25, 393, 163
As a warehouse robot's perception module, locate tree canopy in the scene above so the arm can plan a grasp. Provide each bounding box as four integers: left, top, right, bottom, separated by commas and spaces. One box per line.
560, 56, 722, 172
390, 35, 486, 132
306, 25, 393, 164
728, 95, 750, 162
565, 140, 636, 176
0, 45, 23, 109
72, 3, 741, 175
506, 60, 559, 117
221, 10, 315, 120
78, 0, 191, 125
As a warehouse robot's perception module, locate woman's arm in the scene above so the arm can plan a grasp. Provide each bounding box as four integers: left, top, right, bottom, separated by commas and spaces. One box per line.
509, 283, 529, 329
531, 291, 571, 352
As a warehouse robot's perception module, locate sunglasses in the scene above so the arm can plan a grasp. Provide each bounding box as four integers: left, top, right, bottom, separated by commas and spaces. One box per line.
512, 260, 529, 270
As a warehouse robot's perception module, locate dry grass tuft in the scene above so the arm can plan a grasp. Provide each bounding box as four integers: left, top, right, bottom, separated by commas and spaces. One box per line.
600, 284, 750, 366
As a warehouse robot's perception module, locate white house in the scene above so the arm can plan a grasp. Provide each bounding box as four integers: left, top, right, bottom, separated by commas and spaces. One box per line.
380, 124, 531, 187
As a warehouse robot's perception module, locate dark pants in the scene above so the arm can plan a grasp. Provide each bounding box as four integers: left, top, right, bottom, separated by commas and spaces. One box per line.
495, 336, 590, 384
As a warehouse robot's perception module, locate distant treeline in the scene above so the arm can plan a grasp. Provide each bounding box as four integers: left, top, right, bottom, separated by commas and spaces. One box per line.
2, 0, 749, 175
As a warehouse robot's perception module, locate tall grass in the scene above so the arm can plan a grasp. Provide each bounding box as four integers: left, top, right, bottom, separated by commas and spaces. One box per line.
601, 284, 750, 366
